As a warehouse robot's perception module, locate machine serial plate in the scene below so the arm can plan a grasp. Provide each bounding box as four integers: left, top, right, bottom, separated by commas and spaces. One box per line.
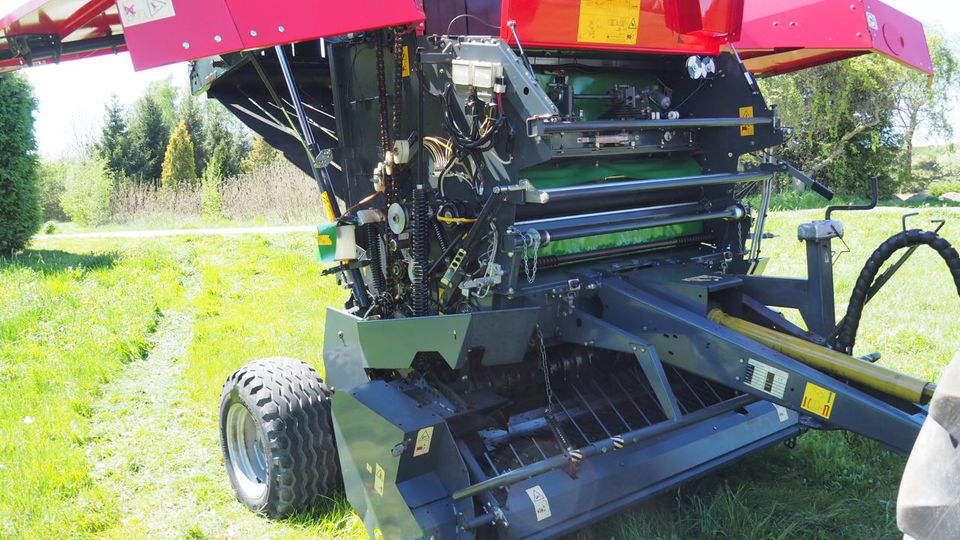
745, 359, 788, 399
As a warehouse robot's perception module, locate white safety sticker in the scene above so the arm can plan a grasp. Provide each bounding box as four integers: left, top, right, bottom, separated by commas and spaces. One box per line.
745, 359, 788, 399
773, 404, 790, 422
413, 426, 434, 457
117, 0, 176, 28
374, 464, 385, 496
526, 485, 552, 521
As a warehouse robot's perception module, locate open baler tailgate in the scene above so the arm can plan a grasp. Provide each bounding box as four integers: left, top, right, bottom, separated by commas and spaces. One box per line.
0, 0, 424, 72
736, 0, 933, 75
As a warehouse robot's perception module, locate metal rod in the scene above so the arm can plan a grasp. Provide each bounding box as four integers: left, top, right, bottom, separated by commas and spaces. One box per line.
518, 202, 700, 234
709, 309, 936, 404
534, 233, 715, 270
541, 172, 771, 204
571, 384, 612, 438
612, 377, 651, 426
452, 394, 756, 501
591, 379, 632, 431
529, 207, 742, 245
541, 116, 773, 134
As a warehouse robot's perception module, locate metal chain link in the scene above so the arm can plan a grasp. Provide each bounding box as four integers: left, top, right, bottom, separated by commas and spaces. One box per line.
522, 231, 541, 284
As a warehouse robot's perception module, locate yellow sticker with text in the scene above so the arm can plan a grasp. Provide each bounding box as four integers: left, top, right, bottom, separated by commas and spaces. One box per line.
801, 382, 836, 419
402, 46, 411, 77
577, 0, 640, 45
739, 106, 755, 137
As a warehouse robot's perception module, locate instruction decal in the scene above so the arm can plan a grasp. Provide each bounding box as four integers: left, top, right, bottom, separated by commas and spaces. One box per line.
526, 485, 552, 521
117, 0, 176, 27
739, 106, 755, 137
745, 359, 788, 399
374, 464, 385, 496
402, 46, 411, 77
773, 404, 790, 422
413, 426, 434, 457
577, 0, 641, 45
801, 382, 836, 419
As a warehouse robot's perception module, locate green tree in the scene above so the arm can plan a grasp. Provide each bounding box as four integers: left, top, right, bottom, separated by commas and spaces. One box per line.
161, 120, 197, 187
0, 73, 40, 255
241, 136, 280, 173
179, 93, 206, 170
60, 157, 114, 226
127, 95, 170, 181
890, 32, 958, 187
202, 102, 250, 178
761, 55, 901, 197
96, 95, 133, 177
201, 146, 225, 220
38, 160, 69, 221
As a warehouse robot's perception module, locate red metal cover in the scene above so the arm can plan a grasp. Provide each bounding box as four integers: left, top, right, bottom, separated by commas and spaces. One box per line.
119, 0, 424, 70
736, 0, 933, 75
499, 0, 744, 56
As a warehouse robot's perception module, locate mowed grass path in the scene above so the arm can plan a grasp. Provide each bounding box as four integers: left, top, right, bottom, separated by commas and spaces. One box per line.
1, 208, 958, 539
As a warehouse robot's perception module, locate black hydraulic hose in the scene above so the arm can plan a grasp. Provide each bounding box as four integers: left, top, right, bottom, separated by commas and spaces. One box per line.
834, 229, 960, 354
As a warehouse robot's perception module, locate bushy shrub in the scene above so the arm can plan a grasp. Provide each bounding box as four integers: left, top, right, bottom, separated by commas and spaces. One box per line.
201, 148, 224, 221
38, 160, 69, 220
60, 157, 114, 226
0, 73, 40, 255
929, 181, 960, 198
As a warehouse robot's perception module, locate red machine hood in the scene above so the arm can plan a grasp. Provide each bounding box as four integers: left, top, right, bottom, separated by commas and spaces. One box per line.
0, 0, 934, 76
735, 0, 933, 76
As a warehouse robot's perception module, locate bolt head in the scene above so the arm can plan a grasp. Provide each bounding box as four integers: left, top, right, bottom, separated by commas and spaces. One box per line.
214, 35, 222, 43
250, 29, 258, 37
181, 42, 190, 49
278, 26, 286, 33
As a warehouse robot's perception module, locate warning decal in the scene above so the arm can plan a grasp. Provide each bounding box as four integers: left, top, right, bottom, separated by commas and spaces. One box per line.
413, 426, 434, 457
374, 464, 385, 496
526, 485, 552, 521
773, 404, 790, 422
739, 106, 755, 137
117, 0, 176, 28
577, 0, 641, 45
744, 359, 788, 399
801, 382, 836, 419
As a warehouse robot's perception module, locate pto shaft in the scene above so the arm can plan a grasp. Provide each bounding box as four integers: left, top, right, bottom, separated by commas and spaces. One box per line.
708, 309, 936, 404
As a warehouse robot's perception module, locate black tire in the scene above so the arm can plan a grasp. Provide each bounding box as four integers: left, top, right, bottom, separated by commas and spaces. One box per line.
219, 357, 341, 518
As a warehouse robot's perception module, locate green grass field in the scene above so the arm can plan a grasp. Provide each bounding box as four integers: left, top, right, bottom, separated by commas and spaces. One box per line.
2, 208, 958, 539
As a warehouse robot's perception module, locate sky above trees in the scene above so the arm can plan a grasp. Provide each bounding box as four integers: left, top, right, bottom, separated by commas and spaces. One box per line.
10, 0, 960, 158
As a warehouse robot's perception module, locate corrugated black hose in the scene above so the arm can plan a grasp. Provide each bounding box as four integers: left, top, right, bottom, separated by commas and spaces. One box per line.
834, 229, 960, 354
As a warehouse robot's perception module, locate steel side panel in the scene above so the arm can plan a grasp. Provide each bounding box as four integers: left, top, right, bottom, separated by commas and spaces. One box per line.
499, 401, 798, 539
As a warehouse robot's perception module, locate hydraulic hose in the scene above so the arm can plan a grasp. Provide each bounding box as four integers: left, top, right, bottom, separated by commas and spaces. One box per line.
834, 229, 960, 354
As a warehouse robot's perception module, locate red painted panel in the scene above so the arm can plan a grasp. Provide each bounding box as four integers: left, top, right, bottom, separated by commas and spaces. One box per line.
737, 0, 932, 75
499, 0, 740, 56
224, 0, 424, 52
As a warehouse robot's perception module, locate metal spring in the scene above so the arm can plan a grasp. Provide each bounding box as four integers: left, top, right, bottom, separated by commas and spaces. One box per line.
365, 223, 386, 294
411, 188, 430, 316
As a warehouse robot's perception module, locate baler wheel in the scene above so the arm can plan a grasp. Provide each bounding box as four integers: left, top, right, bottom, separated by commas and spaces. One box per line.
219, 357, 341, 518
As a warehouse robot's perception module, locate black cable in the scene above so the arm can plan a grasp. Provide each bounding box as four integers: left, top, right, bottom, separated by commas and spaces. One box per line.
833, 229, 960, 354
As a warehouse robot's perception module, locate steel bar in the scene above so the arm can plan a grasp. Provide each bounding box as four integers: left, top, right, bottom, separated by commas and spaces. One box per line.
708, 309, 936, 404
541, 172, 771, 203
540, 117, 773, 133
452, 394, 756, 501
521, 206, 741, 244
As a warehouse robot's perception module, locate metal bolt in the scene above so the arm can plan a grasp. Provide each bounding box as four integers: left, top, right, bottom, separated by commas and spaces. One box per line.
214, 35, 222, 43
735, 376, 740, 381
182, 42, 190, 49
278, 26, 286, 33
250, 29, 258, 37
452, 330, 457, 339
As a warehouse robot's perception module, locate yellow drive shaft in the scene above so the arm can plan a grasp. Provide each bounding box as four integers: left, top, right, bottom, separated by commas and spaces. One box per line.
707, 309, 936, 404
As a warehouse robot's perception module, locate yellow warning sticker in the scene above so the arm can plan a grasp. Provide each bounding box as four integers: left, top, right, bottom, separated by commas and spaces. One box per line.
413, 426, 434, 457
801, 382, 836, 419
315, 234, 333, 246
402, 46, 411, 78
374, 464, 385, 496
739, 106, 755, 137
577, 0, 640, 45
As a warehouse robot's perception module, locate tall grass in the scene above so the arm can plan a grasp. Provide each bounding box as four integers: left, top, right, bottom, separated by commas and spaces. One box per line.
109, 161, 323, 225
